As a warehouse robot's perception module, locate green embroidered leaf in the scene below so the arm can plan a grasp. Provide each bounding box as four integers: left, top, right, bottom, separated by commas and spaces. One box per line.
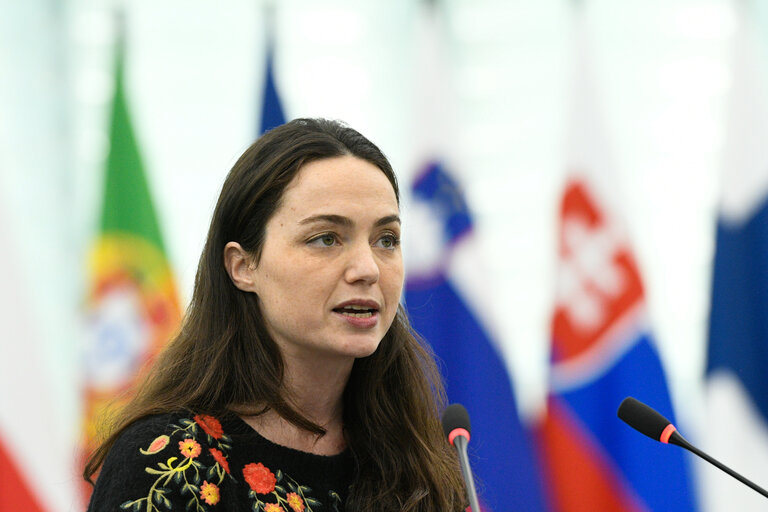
174, 471, 183, 483
275, 484, 286, 494
275, 469, 283, 481
300, 485, 313, 493
145, 467, 166, 475
180, 419, 193, 426
158, 463, 169, 470
287, 481, 297, 492
305, 497, 322, 507
119, 501, 132, 510
153, 492, 163, 504
206, 465, 216, 479
181, 483, 200, 495
162, 495, 172, 509
186, 496, 196, 511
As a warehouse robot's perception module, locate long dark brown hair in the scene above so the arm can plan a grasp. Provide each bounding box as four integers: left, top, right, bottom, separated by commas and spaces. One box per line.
84, 118, 465, 510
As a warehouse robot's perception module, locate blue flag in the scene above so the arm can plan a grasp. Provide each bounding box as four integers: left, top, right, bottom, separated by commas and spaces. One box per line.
258, 39, 285, 135
703, 4, 768, 509
404, 161, 547, 512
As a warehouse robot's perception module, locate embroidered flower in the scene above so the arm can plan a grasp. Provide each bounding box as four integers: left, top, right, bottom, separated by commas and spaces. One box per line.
179, 438, 202, 459
264, 504, 285, 512
139, 434, 170, 455
194, 414, 224, 439
286, 492, 305, 512
209, 447, 230, 473
200, 481, 220, 505
243, 462, 276, 494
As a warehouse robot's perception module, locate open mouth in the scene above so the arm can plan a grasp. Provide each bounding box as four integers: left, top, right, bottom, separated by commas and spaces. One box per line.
333, 305, 378, 318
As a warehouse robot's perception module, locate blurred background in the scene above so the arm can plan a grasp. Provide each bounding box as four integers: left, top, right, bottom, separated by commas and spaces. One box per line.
2, 0, 768, 510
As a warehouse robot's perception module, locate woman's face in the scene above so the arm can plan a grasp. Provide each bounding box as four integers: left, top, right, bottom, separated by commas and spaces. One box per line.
250, 155, 403, 363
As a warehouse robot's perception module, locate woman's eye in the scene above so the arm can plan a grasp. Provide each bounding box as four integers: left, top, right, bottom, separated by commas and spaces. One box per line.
309, 234, 337, 247
375, 234, 400, 249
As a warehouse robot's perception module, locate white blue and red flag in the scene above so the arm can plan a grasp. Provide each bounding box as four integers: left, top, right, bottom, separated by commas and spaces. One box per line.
403, 4, 547, 510
404, 161, 548, 512
534, 5, 698, 511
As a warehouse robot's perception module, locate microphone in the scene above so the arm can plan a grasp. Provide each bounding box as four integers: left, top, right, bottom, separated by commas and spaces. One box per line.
442, 403, 482, 512
617, 396, 768, 499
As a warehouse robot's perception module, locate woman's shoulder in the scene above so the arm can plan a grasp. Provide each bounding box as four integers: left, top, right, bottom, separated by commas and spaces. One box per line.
87, 411, 236, 511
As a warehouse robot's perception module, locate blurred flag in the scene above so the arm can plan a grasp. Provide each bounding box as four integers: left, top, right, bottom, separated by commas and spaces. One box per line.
403, 5, 547, 511
703, 2, 768, 510
0, 213, 49, 511
258, 6, 285, 135
80, 29, 182, 502
405, 163, 548, 512
534, 6, 698, 511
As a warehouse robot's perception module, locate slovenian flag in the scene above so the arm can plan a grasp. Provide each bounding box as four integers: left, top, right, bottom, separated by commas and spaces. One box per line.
534, 5, 698, 511
703, 2, 768, 510
404, 160, 548, 512
403, 6, 547, 510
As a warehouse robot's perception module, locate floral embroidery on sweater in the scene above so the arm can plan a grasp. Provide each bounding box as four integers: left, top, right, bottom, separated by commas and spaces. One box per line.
119, 415, 343, 511
120, 415, 234, 511
242, 461, 342, 512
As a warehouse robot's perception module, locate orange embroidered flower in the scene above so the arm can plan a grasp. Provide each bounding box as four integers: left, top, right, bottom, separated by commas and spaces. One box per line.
286, 492, 305, 512
194, 414, 224, 439
209, 447, 230, 473
264, 504, 284, 512
242, 462, 276, 494
139, 435, 170, 455
200, 481, 220, 505
178, 438, 202, 459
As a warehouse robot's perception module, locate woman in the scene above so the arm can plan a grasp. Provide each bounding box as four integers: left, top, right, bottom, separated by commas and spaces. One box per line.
85, 118, 466, 511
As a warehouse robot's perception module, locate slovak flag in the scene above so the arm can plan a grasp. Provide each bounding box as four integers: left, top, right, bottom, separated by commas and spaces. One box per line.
404, 161, 548, 512
534, 6, 698, 511
703, 2, 768, 510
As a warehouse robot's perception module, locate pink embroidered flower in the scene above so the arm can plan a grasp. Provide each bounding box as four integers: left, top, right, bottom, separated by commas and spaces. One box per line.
286, 492, 305, 512
242, 462, 276, 494
200, 481, 220, 505
209, 447, 230, 474
264, 504, 284, 512
179, 438, 202, 459
139, 434, 170, 455
194, 414, 224, 439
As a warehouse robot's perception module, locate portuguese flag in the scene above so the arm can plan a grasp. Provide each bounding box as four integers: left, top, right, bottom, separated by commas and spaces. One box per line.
80, 35, 182, 501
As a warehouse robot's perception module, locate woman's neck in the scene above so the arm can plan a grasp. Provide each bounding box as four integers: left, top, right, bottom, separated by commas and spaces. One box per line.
241, 354, 352, 455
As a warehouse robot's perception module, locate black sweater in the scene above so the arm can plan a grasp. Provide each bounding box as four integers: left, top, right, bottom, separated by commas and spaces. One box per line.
87, 412, 353, 511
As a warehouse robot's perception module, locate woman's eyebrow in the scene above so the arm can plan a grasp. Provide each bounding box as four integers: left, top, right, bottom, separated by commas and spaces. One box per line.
299, 214, 353, 227
375, 214, 401, 227
299, 214, 401, 228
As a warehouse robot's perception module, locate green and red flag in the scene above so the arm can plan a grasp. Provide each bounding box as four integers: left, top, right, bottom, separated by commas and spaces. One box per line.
80, 34, 181, 501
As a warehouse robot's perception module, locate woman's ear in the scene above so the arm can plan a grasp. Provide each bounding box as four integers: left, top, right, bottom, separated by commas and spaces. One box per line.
223, 242, 258, 293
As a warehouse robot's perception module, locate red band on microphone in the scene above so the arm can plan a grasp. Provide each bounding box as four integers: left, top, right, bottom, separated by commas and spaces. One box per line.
448, 428, 470, 446
660, 424, 677, 444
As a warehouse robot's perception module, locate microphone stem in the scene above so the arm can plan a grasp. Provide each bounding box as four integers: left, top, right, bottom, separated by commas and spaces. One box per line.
453, 436, 482, 512
676, 437, 768, 499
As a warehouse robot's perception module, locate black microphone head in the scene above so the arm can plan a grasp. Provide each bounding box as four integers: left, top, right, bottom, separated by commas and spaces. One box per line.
617, 396, 674, 442
442, 403, 471, 439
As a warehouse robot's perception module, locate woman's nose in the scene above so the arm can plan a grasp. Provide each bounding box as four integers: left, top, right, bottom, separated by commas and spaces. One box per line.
344, 242, 380, 284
